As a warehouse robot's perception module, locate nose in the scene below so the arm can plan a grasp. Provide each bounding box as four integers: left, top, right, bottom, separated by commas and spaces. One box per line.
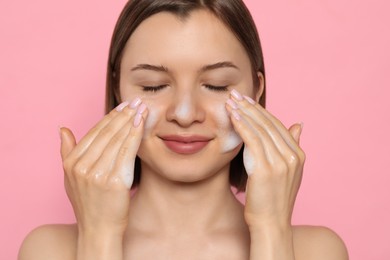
166, 90, 206, 127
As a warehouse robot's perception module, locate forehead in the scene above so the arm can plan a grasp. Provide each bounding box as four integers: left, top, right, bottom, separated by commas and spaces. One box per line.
121, 10, 251, 71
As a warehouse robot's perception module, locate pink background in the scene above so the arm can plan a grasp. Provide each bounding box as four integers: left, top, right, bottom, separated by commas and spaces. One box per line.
1, 0, 389, 259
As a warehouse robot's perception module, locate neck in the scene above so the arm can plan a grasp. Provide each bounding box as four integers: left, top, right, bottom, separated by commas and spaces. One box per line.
128, 165, 246, 235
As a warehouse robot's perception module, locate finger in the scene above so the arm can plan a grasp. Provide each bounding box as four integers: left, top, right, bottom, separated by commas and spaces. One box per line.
59, 127, 78, 196
230, 92, 305, 165
241, 93, 306, 168
288, 123, 303, 144
88, 117, 135, 185
241, 94, 302, 151
109, 106, 148, 189
226, 103, 284, 166
252, 104, 305, 162
227, 96, 296, 166
89, 104, 147, 184
258, 105, 301, 149
66, 100, 136, 162
60, 127, 77, 160
70, 103, 141, 175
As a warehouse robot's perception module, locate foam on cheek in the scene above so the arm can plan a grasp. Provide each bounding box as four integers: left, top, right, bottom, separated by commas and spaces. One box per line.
143, 103, 160, 138
221, 129, 242, 152
119, 162, 135, 188
243, 148, 255, 175
215, 103, 242, 153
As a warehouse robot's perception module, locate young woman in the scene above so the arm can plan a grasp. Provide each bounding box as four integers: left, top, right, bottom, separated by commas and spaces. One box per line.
19, 0, 348, 259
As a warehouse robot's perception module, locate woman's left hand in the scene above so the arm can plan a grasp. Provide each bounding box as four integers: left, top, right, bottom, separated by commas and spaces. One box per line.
226, 89, 306, 231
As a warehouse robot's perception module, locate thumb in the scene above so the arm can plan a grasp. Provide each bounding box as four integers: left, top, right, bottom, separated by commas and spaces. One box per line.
288, 122, 303, 144
59, 127, 77, 160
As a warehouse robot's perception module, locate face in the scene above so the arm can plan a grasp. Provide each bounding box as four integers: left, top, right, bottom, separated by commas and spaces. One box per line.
119, 10, 261, 183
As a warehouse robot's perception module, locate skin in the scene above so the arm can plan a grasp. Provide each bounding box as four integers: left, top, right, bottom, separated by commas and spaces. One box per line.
18, 10, 348, 260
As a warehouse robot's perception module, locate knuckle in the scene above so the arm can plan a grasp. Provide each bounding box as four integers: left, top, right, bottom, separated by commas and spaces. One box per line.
287, 152, 299, 167
73, 161, 89, 176
110, 132, 124, 145
99, 125, 115, 138
274, 160, 289, 174
263, 119, 274, 130
90, 169, 107, 185
117, 134, 137, 158
62, 157, 74, 173
127, 128, 138, 140
117, 106, 134, 118
122, 105, 134, 115
252, 125, 267, 140
109, 107, 119, 115
297, 148, 306, 163
118, 145, 131, 158
107, 175, 123, 188
296, 147, 306, 164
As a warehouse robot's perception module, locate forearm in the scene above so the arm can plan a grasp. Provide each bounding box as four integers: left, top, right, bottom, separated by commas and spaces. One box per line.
77, 231, 124, 260
249, 225, 295, 260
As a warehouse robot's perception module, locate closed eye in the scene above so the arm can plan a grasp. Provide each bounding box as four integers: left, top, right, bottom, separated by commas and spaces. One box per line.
142, 85, 168, 92
204, 84, 229, 92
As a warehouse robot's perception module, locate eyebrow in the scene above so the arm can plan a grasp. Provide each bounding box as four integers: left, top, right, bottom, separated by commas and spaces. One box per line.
131, 64, 169, 72
130, 61, 239, 73
200, 61, 239, 73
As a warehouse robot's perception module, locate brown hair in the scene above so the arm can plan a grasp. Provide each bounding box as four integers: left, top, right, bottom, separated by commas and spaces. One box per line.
105, 0, 266, 192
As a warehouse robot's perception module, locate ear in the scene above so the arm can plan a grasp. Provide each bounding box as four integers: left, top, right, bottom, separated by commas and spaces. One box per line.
255, 71, 265, 102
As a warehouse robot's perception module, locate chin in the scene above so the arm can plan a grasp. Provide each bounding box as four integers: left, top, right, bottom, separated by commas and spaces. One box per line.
136, 137, 241, 186
141, 159, 224, 182
138, 152, 236, 187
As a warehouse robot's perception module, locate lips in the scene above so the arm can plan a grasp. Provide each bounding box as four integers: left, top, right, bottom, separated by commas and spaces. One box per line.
159, 135, 212, 154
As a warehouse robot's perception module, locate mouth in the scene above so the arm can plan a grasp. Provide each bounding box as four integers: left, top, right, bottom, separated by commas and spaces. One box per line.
159, 135, 213, 154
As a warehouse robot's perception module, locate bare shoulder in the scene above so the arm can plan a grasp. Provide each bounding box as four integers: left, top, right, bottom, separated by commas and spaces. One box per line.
18, 224, 77, 260
293, 225, 349, 260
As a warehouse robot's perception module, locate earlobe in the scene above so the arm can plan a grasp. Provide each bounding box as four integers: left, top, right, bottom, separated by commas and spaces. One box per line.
255, 72, 265, 102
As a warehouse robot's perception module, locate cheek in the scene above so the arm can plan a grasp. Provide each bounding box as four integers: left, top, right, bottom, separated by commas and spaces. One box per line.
213, 103, 242, 153
121, 92, 164, 138
221, 131, 242, 153
143, 102, 162, 138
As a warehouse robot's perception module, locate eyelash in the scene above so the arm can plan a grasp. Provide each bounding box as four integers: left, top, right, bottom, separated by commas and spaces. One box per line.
141, 84, 229, 92
204, 84, 229, 92
142, 85, 168, 92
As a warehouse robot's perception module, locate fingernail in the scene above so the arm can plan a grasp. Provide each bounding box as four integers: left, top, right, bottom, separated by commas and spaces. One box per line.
133, 103, 147, 127
231, 89, 243, 101
232, 110, 241, 121
299, 122, 304, 133
115, 101, 129, 112
136, 103, 147, 114
133, 113, 142, 127
226, 98, 238, 109
243, 95, 256, 105
296, 122, 304, 143
130, 97, 142, 109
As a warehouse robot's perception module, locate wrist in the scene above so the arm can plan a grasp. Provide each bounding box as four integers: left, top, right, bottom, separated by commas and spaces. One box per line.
77, 229, 124, 260
249, 224, 293, 241
246, 215, 291, 233
248, 223, 295, 260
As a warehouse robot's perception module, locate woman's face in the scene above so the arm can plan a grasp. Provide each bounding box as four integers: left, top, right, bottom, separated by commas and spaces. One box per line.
119, 10, 261, 183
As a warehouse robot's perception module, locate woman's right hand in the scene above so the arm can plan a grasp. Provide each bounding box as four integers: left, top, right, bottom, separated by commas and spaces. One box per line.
59, 99, 147, 238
